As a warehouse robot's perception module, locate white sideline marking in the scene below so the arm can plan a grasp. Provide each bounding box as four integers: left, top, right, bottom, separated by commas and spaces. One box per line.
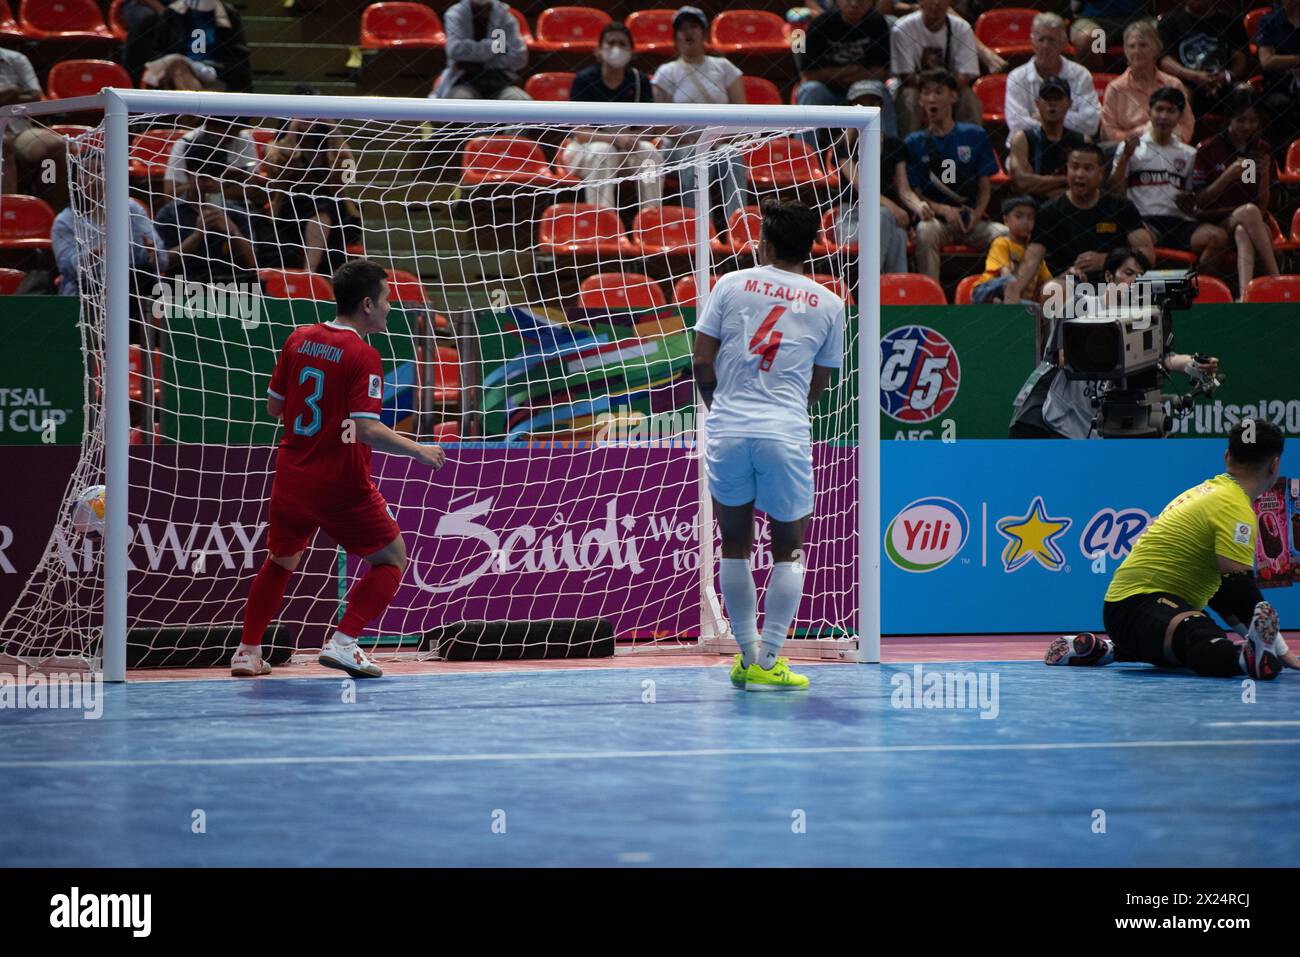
2, 737, 1298, 770
1204, 720, 1300, 728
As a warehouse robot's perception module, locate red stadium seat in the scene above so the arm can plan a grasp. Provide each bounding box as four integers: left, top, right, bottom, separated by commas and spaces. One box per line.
18, 0, 112, 40
810, 272, 853, 303
1278, 140, 1300, 186
0, 194, 55, 250
1194, 275, 1233, 303
578, 272, 667, 310
431, 346, 460, 404
713, 205, 762, 255
128, 346, 162, 403
385, 268, 428, 305
623, 204, 715, 256
973, 73, 1007, 124
673, 274, 718, 307
524, 71, 575, 102
47, 59, 132, 99
626, 8, 675, 54
533, 6, 610, 52
974, 8, 1041, 59
954, 275, 981, 304
248, 127, 275, 160
1244, 6, 1269, 55
107, 0, 126, 40
460, 136, 556, 186
0, 267, 26, 294
820, 207, 857, 255
1154, 247, 1196, 266
710, 10, 790, 54
360, 2, 444, 48
881, 272, 947, 305
431, 420, 460, 443
741, 75, 781, 106
537, 203, 625, 257
1279, 208, 1300, 253
507, 7, 536, 48
1092, 73, 1118, 98
1243, 275, 1300, 303
0, 0, 22, 39
258, 269, 334, 301
127, 128, 187, 180
745, 137, 828, 187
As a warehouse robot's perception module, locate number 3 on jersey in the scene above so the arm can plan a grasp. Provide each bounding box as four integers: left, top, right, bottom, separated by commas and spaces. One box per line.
749, 306, 785, 373
293, 366, 325, 436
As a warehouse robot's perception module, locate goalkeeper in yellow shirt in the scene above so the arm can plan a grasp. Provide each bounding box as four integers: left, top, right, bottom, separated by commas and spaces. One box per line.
1046, 420, 1297, 679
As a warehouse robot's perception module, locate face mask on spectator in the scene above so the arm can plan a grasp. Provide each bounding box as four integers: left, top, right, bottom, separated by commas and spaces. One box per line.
602, 46, 631, 69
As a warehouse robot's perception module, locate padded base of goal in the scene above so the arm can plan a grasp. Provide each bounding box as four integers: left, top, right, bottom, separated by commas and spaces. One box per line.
425, 619, 615, 661
127, 626, 294, 669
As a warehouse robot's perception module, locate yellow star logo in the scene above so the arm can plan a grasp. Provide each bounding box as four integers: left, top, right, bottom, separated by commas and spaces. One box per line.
996, 496, 1072, 572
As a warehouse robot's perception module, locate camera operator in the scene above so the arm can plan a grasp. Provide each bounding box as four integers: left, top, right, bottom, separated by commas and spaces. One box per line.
1010, 247, 1218, 438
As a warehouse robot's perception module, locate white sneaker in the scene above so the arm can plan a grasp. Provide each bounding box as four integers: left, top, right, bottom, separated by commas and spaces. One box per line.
230, 646, 271, 677
318, 636, 383, 678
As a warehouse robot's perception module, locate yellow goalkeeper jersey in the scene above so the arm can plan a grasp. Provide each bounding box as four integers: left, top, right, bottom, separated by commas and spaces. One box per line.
1105, 473, 1258, 610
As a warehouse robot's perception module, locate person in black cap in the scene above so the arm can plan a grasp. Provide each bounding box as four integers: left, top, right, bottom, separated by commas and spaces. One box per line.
652, 7, 751, 219
1006, 75, 1089, 203
795, 0, 896, 140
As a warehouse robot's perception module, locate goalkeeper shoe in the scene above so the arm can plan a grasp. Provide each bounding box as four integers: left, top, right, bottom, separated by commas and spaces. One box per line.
744, 657, 809, 692
1240, 601, 1282, 681
319, 635, 383, 679
1044, 633, 1115, 667
730, 654, 748, 689
230, 646, 271, 677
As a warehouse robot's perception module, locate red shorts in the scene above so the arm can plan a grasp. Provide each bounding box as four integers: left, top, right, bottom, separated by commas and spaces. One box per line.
267, 486, 400, 559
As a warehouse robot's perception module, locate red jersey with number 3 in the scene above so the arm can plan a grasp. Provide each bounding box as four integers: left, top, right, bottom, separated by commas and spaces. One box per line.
268, 321, 384, 506
694, 265, 845, 443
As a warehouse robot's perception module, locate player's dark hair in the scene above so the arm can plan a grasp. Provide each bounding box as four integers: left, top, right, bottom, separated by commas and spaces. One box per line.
185, 135, 231, 180
917, 68, 959, 93
333, 259, 388, 315
1148, 85, 1186, 113
760, 200, 820, 263
600, 21, 632, 46
1229, 419, 1284, 470
1067, 142, 1106, 168
1001, 195, 1036, 218
1103, 245, 1149, 276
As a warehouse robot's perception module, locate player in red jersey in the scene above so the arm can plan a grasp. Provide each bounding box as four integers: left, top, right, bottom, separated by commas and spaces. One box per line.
231, 259, 445, 678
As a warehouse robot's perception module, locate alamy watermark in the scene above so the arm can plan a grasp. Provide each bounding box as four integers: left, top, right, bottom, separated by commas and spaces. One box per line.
890, 664, 1000, 719
0, 666, 103, 719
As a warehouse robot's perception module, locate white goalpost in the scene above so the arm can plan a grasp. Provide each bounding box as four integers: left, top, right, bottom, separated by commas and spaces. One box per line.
0, 89, 881, 679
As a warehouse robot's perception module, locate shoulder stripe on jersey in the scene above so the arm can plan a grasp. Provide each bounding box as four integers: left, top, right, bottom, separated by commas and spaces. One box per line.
267, 389, 285, 400
349, 411, 381, 420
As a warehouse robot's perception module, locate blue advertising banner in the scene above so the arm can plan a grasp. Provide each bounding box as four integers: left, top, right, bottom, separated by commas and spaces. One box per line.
881, 439, 1300, 634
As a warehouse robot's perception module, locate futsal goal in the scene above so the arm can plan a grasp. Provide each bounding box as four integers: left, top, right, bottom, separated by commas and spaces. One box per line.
0, 90, 880, 679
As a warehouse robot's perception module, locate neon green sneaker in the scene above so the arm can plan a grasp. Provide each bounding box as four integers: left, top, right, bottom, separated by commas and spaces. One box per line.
729, 654, 747, 689
744, 657, 809, 692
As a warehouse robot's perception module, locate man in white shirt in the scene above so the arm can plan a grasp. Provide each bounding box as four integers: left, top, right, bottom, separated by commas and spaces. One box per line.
0, 48, 64, 204
1107, 85, 1227, 270
891, 0, 983, 135
1004, 12, 1101, 145
165, 118, 260, 198
652, 6, 749, 218
692, 201, 845, 692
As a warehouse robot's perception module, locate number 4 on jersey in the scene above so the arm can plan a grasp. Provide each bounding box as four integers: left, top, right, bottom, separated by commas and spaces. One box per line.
749, 306, 785, 373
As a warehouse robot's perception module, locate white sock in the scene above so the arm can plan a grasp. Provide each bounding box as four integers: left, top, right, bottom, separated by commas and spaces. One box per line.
759, 560, 804, 669
331, 630, 357, 647
237, 642, 261, 656
719, 558, 759, 667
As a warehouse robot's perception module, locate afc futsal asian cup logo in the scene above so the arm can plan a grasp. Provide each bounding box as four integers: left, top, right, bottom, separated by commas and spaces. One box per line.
879, 326, 961, 423
884, 497, 970, 572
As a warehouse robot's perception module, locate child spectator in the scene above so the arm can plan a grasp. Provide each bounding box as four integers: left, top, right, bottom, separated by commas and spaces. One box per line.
971, 196, 1051, 303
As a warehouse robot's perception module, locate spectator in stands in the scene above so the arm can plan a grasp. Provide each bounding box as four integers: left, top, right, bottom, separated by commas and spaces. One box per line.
0, 47, 64, 203
1007, 77, 1089, 203
431, 0, 530, 100
1108, 86, 1226, 271
1101, 20, 1194, 145
51, 159, 165, 300
1157, 0, 1251, 120
1068, 0, 1148, 74
652, 7, 748, 219
1004, 13, 1101, 145
834, 80, 919, 273
1189, 91, 1281, 299
903, 69, 1006, 281
971, 196, 1051, 303
155, 138, 258, 285
140, 0, 252, 92
119, 0, 166, 86
1001, 143, 1153, 302
891, 0, 983, 136
166, 117, 261, 199
562, 22, 662, 211
795, 0, 896, 139
1256, 0, 1300, 162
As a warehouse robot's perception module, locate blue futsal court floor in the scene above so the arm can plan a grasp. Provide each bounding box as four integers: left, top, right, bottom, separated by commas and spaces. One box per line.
1, 660, 1298, 867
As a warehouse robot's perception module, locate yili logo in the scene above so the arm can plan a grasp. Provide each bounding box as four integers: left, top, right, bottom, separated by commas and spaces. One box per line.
884, 497, 969, 572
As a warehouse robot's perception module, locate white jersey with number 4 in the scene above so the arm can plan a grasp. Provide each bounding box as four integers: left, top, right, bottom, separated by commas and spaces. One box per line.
694, 265, 845, 443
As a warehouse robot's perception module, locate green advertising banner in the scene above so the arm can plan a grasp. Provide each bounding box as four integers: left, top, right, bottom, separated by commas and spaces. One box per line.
0, 298, 86, 446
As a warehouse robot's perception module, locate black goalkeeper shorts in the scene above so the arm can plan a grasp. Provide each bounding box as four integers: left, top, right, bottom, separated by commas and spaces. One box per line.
1103, 591, 1199, 666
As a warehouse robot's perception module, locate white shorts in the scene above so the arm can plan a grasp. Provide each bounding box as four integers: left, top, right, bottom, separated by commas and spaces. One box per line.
704, 434, 814, 522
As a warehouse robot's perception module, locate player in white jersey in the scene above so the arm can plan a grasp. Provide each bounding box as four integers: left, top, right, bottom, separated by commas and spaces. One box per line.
692, 201, 845, 691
